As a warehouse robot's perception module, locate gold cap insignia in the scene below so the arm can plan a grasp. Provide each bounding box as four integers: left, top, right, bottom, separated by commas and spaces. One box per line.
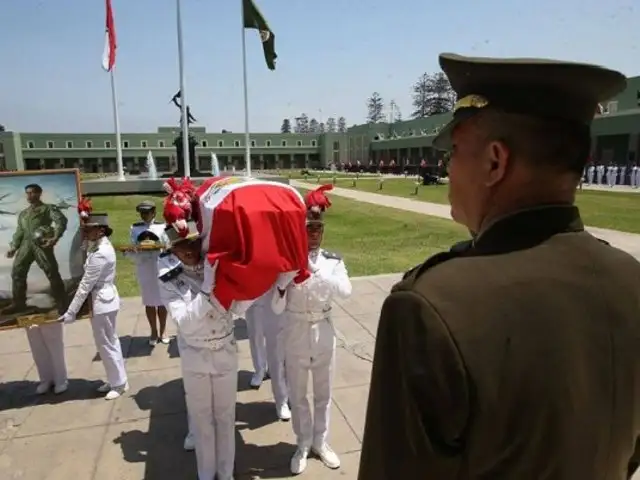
453, 94, 489, 113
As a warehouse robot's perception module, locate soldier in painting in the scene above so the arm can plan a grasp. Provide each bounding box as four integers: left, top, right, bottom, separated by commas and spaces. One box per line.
3, 183, 68, 315
359, 53, 640, 479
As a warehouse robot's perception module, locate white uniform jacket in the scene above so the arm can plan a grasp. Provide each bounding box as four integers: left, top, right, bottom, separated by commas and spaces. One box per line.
157, 253, 236, 374
67, 237, 120, 316
273, 249, 352, 317
126, 221, 168, 306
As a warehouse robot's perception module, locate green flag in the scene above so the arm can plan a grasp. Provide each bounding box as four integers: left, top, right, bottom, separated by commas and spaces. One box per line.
243, 0, 277, 70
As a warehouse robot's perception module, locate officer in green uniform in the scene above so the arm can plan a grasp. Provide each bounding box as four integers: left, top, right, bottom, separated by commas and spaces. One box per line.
359, 53, 640, 479
4, 183, 68, 315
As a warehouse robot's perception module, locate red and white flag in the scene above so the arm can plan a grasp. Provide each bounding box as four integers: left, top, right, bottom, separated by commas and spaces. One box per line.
163, 177, 311, 313
102, 0, 117, 71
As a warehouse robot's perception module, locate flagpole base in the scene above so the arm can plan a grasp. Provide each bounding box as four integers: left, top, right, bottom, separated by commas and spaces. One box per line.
117, 175, 126, 181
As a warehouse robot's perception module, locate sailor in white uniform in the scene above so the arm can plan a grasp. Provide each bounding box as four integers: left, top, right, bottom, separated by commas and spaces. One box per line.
273, 202, 352, 475
619, 164, 627, 186
586, 164, 595, 184
596, 164, 605, 185
58, 213, 128, 401
245, 288, 291, 420
157, 221, 237, 480
244, 301, 269, 389
124, 200, 169, 346
632, 165, 639, 188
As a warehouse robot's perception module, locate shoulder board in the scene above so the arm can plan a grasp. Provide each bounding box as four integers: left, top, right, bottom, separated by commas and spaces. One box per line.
153, 220, 164, 224
400, 239, 474, 283
132, 222, 146, 227
159, 251, 171, 258
159, 264, 183, 283
321, 250, 342, 260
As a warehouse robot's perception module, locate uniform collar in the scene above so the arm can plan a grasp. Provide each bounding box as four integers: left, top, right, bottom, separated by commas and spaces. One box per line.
473, 204, 584, 255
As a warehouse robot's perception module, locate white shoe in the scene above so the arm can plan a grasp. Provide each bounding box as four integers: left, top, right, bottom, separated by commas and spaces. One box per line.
249, 370, 266, 389
104, 382, 129, 401
97, 382, 111, 393
290, 448, 309, 475
35, 381, 52, 395
277, 403, 291, 421
149, 337, 157, 346
312, 443, 340, 469
53, 381, 69, 395
160, 336, 170, 344
183, 432, 195, 451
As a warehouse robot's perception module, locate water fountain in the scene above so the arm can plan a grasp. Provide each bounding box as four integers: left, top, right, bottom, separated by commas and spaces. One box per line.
211, 152, 220, 177
146, 150, 158, 180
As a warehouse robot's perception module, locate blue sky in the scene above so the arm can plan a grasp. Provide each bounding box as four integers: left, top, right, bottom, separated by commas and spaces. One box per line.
0, 0, 638, 134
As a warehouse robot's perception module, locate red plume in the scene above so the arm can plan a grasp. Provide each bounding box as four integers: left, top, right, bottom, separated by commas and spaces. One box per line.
163, 202, 190, 238
304, 184, 333, 212
77, 196, 92, 219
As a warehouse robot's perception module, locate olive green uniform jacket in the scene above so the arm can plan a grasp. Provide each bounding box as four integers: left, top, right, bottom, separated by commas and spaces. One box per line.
358, 205, 640, 480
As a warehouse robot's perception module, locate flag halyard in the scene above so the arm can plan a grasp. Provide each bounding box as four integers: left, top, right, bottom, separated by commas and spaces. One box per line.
243, 0, 277, 70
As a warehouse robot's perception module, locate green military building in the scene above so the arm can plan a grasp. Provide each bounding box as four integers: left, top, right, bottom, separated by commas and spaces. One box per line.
1, 76, 639, 173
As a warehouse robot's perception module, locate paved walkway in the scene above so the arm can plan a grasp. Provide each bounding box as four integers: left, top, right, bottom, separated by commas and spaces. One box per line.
292, 180, 640, 259
0, 274, 399, 480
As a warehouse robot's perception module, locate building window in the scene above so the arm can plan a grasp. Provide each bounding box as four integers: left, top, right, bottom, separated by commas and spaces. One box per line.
201, 140, 208, 147
296, 140, 303, 147
66, 141, 73, 148
251, 140, 256, 147
217, 140, 224, 147
27, 141, 35, 149
234, 140, 240, 147
46, 141, 54, 149
141, 140, 148, 148
333, 141, 339, 150
86, 141, 93, 148
158, 140, 166, 147
266, 140, 272, 147
105, 140, 112, 148
123, 141, 130, 148
281, 140, 287, 147
311, 140, 317, 147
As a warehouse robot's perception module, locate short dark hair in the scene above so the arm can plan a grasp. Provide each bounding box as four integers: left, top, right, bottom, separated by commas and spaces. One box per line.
477, 110, 592, 175
24, 183, 43, 193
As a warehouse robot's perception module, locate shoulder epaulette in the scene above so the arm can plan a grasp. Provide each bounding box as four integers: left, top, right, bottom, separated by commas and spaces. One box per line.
400, 239, 474, 283
321, 250, 342, 260
153, 220, 164, 224
159, 264, 183, 282
132, 222, 145, 227
159, 251, 171, 258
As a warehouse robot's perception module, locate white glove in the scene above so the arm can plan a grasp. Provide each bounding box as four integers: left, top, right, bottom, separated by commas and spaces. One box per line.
275, 271, 298, 290
201, 261, 217, 295
57, 312, 76, 324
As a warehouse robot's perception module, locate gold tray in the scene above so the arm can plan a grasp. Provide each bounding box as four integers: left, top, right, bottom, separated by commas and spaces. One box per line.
116, 241, 165, 252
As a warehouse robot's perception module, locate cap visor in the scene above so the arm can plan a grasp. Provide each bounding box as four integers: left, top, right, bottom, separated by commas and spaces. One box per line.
432, 119, 458, 151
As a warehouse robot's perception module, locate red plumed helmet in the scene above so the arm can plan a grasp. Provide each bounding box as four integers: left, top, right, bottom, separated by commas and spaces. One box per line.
304, 184, 333, 213
163, 202, 190, 238
77, 196, 92, 219
162, 177, 194, 231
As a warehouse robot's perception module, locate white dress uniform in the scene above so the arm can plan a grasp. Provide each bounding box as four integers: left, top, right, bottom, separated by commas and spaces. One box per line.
586, 165, 595, 184
245, 287, 290, 419
633, 166, 639, 188
26, 321, 68, 394
273, 248, 352, 474
66, 235, 128, 396
127, 220, 168, 307
157, 253, 237, 480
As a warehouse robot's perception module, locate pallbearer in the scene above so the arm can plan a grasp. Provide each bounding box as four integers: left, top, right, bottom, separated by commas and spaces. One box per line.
125, 200, 169, 345
273, 185, 353, 475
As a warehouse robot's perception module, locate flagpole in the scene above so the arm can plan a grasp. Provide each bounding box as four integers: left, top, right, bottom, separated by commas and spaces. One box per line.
241, 1, 252, 177
109, 68, 125, 181
176, 0, 191, 178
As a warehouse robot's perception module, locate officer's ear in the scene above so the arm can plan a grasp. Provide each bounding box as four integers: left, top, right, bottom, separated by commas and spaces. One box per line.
484, 140, 510, 187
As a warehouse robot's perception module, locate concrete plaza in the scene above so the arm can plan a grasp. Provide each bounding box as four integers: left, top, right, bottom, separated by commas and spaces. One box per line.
0, 274, 397, 480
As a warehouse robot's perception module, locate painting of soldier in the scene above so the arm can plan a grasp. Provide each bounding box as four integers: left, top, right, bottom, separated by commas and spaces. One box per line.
0, 169, 89, 330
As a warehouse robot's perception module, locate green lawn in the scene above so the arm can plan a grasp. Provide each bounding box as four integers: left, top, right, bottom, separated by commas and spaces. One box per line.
313, 177, 640, 234
92, 193, 466, 297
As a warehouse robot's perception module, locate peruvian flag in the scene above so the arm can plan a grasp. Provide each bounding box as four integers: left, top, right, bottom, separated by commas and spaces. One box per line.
102, 0, 117, 71
168, 177, 310, 313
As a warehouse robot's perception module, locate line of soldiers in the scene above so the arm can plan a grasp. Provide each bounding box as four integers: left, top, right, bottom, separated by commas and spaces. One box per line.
584, 163, 640, 187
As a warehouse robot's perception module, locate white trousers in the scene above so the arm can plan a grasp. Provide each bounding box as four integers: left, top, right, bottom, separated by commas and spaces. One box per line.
91, 311, 127, 387
245, 306, 288, 407
26, 322, 67, 386
284, 316, 335, 449
182, 360, 238, 480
